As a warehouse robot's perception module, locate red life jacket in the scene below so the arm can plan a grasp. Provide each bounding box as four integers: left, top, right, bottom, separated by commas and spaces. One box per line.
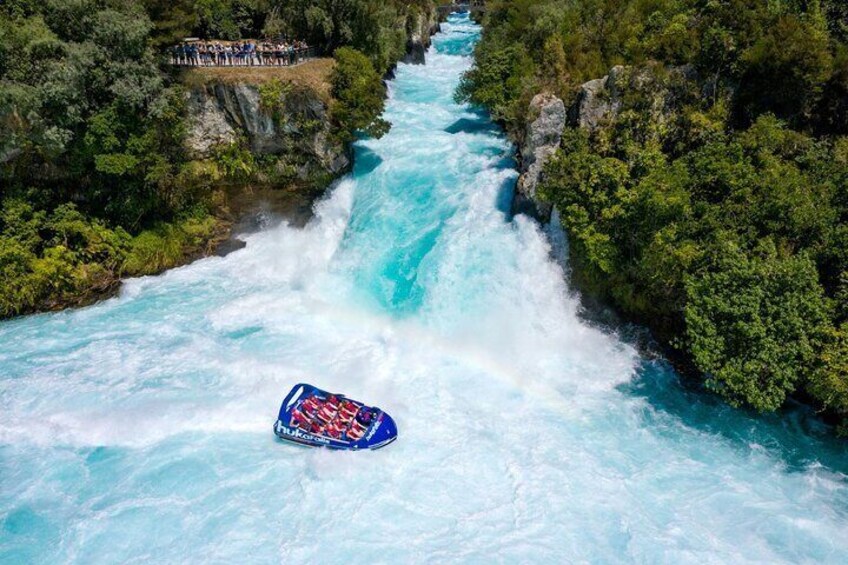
324, 397, 340, 411
347, 420, 368, 440
339, 402, 358, 419
291, 410, 309, 428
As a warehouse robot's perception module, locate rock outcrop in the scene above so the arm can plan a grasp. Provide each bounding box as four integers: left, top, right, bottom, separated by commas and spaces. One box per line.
568, 64, 696, 130
185, 82, 349, 182
569, 66, 626, 131
403, 9, 440, 65
514, 64, 696, 221
512, 93, 566, 221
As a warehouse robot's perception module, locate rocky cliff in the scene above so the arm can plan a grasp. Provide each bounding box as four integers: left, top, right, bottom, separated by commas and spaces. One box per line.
185, 80, 349, 186
511, 93, 566, 221
568, 66, 626, 131
513, 64, 693, 221
403, 8, 440, 65
567, 64, 695, 131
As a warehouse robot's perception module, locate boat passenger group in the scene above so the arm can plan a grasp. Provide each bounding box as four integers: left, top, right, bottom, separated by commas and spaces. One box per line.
290, 394, 375, 441
171, 40, 311, 67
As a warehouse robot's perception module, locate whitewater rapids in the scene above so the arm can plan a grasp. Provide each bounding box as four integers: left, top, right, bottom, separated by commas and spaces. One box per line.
2, 14, 848, 563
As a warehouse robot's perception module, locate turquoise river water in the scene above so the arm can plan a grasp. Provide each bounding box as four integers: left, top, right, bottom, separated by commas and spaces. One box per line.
2, 15, 848, 563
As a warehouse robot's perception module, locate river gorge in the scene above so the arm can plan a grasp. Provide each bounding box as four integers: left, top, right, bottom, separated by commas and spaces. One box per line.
1, 14, 848, 563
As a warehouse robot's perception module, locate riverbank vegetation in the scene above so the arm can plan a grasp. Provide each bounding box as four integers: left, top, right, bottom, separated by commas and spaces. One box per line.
461, 1, 848, 432
150, 0, 436, 75
1, 0, 430, 318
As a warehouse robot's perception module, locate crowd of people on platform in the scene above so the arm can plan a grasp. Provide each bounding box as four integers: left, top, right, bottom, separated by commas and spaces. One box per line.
171, 40, 311, 67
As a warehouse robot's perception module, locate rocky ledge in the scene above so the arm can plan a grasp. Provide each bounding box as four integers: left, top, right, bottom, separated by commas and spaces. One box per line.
185, 79, 349, 182
513, 64, 696, 221
512, 93, 566, 221
403, 8, 440, 65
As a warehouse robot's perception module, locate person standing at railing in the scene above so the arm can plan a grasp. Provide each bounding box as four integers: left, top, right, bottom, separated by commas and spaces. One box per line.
272, 42, 280, 66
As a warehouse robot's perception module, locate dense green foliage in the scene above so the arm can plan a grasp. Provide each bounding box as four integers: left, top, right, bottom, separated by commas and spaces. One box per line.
1, 0, 427, 317
460, 0, 848, 134
0, 0, 223, 316
463, 1, 848, 431
0, 198, 216, 317
1, 0, 196, 226
330, 47, 390, 140
145, 0, 434, 74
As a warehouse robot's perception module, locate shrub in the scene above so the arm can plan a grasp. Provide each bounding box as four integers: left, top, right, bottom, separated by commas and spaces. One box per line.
330, 47, 390, 140
684, 242, 830, 411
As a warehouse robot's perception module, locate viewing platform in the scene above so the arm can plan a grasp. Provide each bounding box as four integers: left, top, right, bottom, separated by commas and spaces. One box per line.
170, 41, 318, 69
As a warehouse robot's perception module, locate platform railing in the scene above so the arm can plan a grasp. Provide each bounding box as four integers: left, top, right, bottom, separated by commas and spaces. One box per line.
170, 45, 319, 67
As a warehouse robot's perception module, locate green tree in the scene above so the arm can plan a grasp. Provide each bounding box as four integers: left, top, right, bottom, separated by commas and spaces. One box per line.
684, 242, 830, 411
141, 0, 199, 48
456, 43, 529, 122
330, 47, 390, 140
735, 15, 833, 126
810, 325, 848, 435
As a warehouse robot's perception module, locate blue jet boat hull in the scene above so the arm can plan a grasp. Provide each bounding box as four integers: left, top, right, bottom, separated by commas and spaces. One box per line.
274, 383, 398, 450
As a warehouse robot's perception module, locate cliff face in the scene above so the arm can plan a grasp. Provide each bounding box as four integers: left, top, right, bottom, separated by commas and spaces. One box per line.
513, 64, 691, 221
403, 8, 440, 65
568, 64, 694, 131
512, 68, 629, 222
511, 93, 566, 221
185, 81, 349, 183
568, 66, 626, 131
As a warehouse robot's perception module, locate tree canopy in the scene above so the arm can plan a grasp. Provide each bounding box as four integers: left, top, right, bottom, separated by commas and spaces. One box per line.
0, 0, 429, 317
466, 0, 848, 432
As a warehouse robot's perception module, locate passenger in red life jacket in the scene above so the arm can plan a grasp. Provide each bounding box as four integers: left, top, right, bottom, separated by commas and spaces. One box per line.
348, 411, 373, 439
309, 421, 324, 435
301, 396, 320, 417
316, 400, 338, 424
338, 401, 358, 422
325, 420, 346, 439
324, 395, 341, 411
347, 419, 367, 440
290, 409, 310, 429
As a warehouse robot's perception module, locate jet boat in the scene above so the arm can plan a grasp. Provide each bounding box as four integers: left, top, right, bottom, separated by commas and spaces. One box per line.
274, 383, 398, 450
